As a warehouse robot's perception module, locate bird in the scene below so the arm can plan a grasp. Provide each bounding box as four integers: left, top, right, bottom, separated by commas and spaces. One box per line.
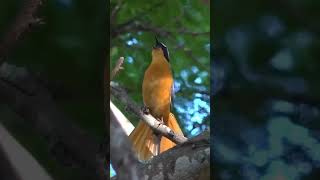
129, 37, 184, 160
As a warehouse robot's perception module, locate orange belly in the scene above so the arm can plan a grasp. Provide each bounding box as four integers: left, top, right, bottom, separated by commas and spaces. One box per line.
142, 61, 172, 123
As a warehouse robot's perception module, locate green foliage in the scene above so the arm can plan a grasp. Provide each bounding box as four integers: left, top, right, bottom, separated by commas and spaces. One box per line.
110, 0, 210, 136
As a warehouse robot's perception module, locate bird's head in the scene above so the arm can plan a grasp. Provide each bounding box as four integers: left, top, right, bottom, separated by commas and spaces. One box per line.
152, 36, 170, 62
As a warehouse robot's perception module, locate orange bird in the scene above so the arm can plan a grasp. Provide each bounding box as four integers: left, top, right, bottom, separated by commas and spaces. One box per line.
129, 37, 184, 160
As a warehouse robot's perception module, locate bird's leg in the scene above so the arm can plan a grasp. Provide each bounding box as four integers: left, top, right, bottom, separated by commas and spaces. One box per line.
155, 117, 164, 127
141, 106, 150, 115
159, 117, 164, 124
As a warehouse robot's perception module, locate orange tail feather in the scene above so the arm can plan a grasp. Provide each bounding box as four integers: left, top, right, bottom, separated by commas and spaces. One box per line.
129, 121, 156, 160
160, 113, 184, 153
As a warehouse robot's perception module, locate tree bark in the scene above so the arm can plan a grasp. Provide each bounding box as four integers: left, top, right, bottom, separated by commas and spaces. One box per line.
111, 131, 210, 180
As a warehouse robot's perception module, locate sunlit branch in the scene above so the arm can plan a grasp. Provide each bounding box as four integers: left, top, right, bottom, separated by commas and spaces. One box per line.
110, 108, 141, 180
110, 57, 124, 81
110, 100, 134, 135
139, 110, 188, 144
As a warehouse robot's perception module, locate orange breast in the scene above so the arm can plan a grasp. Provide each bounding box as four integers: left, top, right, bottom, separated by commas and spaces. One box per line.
142, 59, 173, 123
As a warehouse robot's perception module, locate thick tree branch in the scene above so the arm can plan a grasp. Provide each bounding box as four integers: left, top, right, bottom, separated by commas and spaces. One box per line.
110, 101, 134, 135
138, 131, 209, 180
111, 131, 210, 180
110, 106, 141, 180
0, 63, 106, 180
0, 0, 43, 64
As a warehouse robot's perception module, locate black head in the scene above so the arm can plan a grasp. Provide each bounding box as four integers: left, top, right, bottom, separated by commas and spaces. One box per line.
154, 36, 170, 62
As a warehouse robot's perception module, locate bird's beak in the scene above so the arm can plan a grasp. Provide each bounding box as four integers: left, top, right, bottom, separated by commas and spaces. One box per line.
154, 36, 161, 49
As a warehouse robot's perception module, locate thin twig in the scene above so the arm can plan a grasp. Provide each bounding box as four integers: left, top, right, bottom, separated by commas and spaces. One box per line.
112, 1, 164, 37
113, 20, 210, 38
110, 57, 124, 81
130, 23, 210, 37
110, 0, 123, 26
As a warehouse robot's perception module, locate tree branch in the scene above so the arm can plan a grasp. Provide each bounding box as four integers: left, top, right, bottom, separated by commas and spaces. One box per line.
110, 57, 124, 81
0, 62, 106, 180
0, 0, 43, 64
115, 22, 210, 38
110, 83, 188, 144
110, 106, 141, 180
111, 2, 164, 38
139, 131, 209, 180
110, 0, 123, 26
111, 131, 210, 180
110, 101, 134, 136
110, 55, 188, 145
139, 111, 188, 144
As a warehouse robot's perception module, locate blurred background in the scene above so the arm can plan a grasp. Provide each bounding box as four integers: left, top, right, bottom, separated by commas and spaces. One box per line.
110, 0, 210, 177
213, 0, 320, 179
0, 0, 106, 179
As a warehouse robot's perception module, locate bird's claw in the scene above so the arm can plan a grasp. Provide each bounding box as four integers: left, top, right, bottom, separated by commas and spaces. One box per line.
156, 117, 164, 126
141, 106, 150, 115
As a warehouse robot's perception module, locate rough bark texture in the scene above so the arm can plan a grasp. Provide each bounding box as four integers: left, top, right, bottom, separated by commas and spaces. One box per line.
139, 131, 210, 180
112, 131, 210, 180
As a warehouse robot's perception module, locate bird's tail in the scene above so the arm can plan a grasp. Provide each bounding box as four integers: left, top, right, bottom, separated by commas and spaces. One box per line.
129, 121, 158, 160
160, 112, 184, 152
129, 112, 183, 160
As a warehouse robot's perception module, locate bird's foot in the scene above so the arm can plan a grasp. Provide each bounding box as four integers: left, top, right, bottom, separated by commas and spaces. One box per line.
156, 117, 164, 125
141, 106, 150, 115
